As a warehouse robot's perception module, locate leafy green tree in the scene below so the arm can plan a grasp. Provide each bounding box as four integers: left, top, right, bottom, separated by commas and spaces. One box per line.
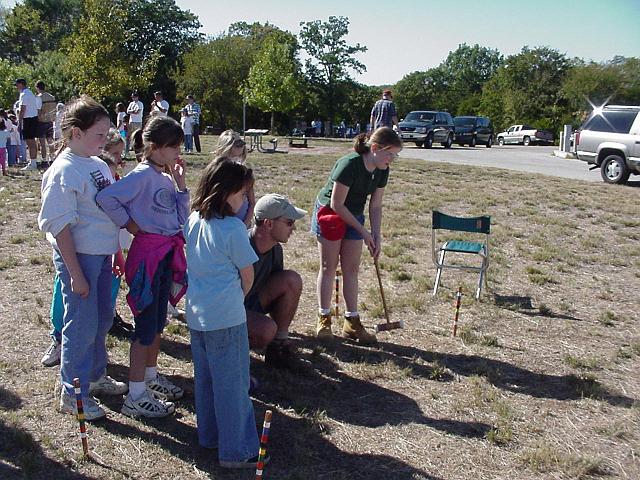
394, 67, 448, 116
299, 16, 367, 125
480, 46, 571, 132
561, 61, 622, 115
31, 50, 76, 101
0, 58, 33, 109
0, 0, 82, 63
64, 0, 159, 101
243, 35, 303, 133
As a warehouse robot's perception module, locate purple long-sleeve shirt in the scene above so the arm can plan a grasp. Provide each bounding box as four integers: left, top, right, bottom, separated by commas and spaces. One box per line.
96, 163, 189, 236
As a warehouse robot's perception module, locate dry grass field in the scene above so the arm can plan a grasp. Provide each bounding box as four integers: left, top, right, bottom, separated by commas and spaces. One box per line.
0, 136, 638, 479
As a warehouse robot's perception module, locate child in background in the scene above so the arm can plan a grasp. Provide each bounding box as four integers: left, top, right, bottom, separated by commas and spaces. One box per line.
38, 96, 126, 421
184, 159, 265, 469
0, 120, 9, 175
213, 130, 255, 227
96, 116, 188, 418
53, 102, 65, 141
180, 108, 193, 153
6, 114, 19, 167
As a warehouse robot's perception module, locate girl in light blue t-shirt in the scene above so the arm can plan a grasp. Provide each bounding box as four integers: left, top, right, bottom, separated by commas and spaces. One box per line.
184, 158, 265, 469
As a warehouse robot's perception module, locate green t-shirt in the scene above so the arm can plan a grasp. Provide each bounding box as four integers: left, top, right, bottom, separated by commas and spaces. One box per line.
317, 152, 389, 216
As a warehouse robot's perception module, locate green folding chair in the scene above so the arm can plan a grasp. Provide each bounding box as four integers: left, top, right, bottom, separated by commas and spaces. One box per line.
431, 210, 491, 300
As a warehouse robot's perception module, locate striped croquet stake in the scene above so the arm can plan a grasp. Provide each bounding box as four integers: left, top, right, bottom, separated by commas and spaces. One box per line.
73, 377, 89, 457
255, 410, 272, 479
334, 270, 341, 320
452, 287, 462, 337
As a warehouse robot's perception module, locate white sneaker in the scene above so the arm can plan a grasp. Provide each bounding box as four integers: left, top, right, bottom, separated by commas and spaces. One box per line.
89, 374, 128, 396
146, 374, 184, 400
121, 388, 175, 418
60, 391, 106, 421
41, 339, 61, 367
21, 160, 37, 171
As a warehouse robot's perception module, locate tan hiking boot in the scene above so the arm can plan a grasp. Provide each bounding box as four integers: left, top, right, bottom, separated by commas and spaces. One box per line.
342, 315, 377, 345
316, 313, 334, 340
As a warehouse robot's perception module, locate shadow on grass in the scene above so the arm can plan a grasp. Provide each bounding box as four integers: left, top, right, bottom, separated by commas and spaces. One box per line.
0, 387, 94, 480
493, 294, 583, 321
252, 336, 491, 438
371, 341, 636, 407
93, 398, 439, 480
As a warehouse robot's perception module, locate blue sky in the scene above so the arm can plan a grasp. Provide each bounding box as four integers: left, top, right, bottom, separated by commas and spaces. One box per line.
175, 0, 640, 85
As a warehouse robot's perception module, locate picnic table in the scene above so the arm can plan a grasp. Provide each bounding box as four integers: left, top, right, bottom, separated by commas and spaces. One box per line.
244, 129, 270, 152
285, 136, 309, 148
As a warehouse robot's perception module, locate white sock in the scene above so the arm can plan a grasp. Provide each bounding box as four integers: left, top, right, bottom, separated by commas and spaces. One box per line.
129, 381, 146, 400
275, 331, 288, 341
144, 366, 158, 382
345, 311, 359, 318
318, 308, 331, 316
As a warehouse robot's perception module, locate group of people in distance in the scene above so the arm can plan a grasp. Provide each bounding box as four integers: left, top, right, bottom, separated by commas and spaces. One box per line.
33, 86, 402, 469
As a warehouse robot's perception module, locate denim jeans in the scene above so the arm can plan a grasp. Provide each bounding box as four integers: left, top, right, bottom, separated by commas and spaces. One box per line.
6, 144, 17, 166
190, 323, 259, 461
49, 274, 63, 342
53, 250, 114, 397
184, 134, 193, 152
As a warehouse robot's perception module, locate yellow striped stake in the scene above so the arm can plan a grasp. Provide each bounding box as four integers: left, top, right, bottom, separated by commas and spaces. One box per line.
255, 410, 272, 479
73, 377, 89, 457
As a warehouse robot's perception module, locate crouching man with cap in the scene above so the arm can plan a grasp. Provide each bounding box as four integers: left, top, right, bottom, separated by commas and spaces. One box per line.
246, 194, 306, 369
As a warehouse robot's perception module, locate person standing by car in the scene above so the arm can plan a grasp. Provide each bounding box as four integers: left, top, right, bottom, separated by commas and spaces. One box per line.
370, 89, 399, 131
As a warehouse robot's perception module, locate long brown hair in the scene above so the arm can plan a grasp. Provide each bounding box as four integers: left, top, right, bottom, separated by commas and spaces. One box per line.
353, 126, 402, 154
191, 158, 254, 220
53, 95, 110, 159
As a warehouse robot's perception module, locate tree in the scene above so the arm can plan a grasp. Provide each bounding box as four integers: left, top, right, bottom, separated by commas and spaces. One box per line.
243, 35, 303, 133
0, 0, 82, 63
299, 16, 367, 125
394, 67, 448, 116
0, 58, 34, 109
64, 0, 159, 101
480, 46, 571, 132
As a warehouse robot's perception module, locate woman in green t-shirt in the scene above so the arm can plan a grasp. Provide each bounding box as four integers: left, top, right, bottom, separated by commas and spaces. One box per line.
312, 127, 402, 344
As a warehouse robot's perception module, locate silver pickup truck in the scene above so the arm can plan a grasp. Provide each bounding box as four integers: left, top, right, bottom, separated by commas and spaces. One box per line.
574, 105, 640, 184
496, 124, 554, 146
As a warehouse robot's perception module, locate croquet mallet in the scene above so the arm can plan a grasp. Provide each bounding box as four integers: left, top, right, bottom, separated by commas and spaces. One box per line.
374, 258, 404, 332
255, 409, 273, 480
73, 377, 89, 457
452, 286, 462, 336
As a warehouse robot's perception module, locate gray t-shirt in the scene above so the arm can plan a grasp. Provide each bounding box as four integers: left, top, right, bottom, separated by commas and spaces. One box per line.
245, 229, 283, 304
371, 99, 397, 129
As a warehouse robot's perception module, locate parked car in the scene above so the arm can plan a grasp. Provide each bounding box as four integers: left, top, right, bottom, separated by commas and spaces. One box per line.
398, 111, 455, 149
496, 125, 554, 146
453, 116, 494, 147
574, 105, 640, 184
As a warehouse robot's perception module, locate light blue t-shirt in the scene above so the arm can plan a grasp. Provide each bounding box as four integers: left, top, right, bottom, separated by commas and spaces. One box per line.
184, 212, 258, 331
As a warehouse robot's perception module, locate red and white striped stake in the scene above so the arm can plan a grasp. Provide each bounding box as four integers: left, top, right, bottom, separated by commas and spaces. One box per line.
73, 377, 89, 457
255, 410, 272, 480
452, 287, 462, 337
334, 270, 341, 321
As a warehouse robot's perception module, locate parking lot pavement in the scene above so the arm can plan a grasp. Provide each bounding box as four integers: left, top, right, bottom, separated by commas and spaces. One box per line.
399, 144, 604, 182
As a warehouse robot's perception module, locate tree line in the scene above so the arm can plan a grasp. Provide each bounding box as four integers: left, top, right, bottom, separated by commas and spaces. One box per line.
1, 0, 638, 135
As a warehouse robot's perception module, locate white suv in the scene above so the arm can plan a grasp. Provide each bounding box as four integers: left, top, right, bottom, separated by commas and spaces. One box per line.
574, 105, 640, 184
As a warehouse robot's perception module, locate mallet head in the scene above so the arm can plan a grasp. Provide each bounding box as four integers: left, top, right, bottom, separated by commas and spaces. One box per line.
375, 320, 404, 333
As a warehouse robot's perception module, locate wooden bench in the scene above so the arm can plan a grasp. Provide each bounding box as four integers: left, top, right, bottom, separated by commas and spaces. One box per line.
285, 136, 308, 148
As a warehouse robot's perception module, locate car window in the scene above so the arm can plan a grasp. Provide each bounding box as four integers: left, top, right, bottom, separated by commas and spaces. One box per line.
454, 117, 475, 126
600, 111, 637, 133
405, 112, 435, 122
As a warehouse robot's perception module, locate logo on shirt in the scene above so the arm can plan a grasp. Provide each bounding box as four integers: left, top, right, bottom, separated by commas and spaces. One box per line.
152, 188, 176, 215
90, 170, 112, 192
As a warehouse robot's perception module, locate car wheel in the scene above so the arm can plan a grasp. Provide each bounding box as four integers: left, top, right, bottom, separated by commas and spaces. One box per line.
486, 136, 493, 148
523, 136, 531, 146
470, 136, 477, 147
442, 134, 453, 149
600, 154, 630, 184
424, 133, 433, 149
415, 141, 423, 148
498, 137, 504, 146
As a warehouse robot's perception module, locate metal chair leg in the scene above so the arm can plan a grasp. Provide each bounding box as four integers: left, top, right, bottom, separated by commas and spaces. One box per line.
432, 250, 446, 296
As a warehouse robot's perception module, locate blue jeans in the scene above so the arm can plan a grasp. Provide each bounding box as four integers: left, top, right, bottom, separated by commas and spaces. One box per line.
53, 251, 114, 397
132, 252, 171, 346
184, 134, 193, 152
190, 324, 259, 461
6, 144, 17, 166
49, 271, 119, 343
